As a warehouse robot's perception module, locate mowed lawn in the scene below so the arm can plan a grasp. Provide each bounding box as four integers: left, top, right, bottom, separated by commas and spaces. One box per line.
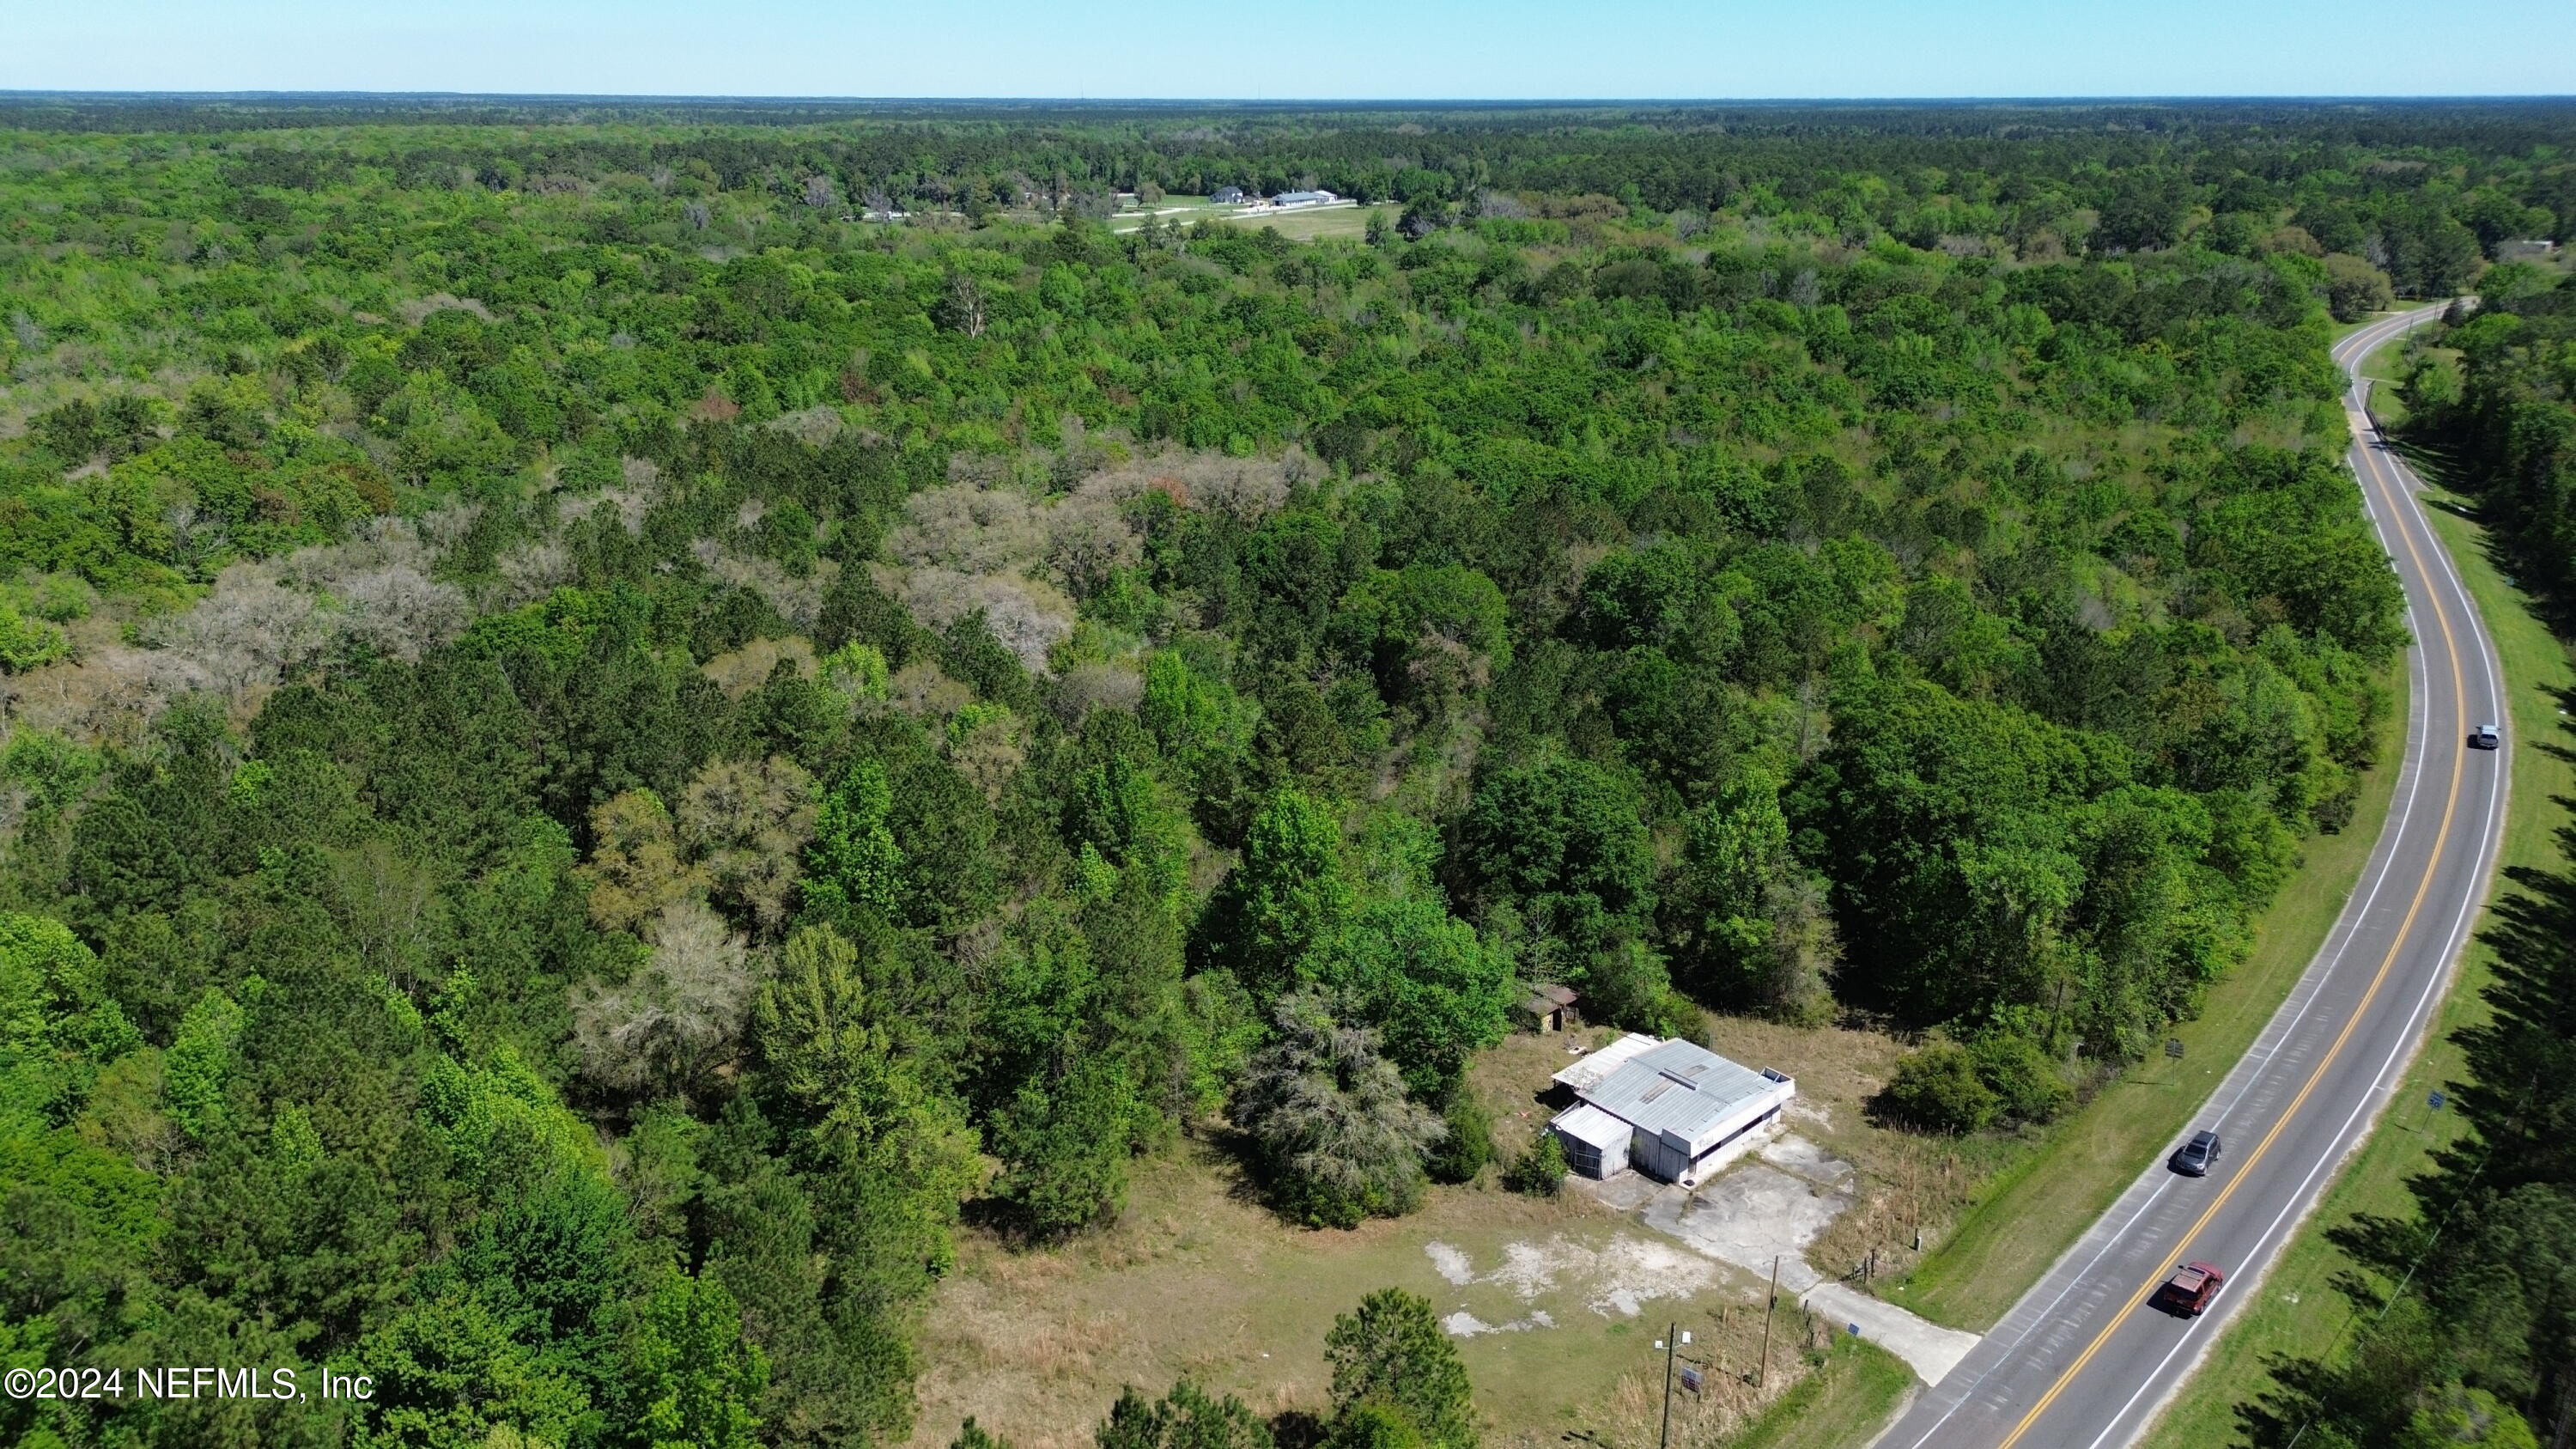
1896, 655, 2409, 1330
1109, 197, 1227, 233
1221, 204, 1384, 242
2136, 365, 2576, 1447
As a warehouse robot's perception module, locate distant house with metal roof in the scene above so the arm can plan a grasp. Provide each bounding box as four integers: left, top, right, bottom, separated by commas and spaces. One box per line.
1272, 189, 1339, 208
1209, 186, 1246, 205
1548, 1033, 1793, 1188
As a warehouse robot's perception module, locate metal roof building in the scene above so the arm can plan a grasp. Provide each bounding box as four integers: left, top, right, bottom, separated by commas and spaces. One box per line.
1548, 1033, 1793, 1187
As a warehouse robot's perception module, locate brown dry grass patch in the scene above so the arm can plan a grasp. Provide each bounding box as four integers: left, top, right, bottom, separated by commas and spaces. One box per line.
907, 1013, 1971, 1447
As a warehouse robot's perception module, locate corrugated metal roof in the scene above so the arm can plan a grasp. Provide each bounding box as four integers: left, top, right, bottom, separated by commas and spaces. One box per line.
1578, 1038, 1784, 1144
1552, 1032, 1662, 1093
1551, 1103, 1632, 1150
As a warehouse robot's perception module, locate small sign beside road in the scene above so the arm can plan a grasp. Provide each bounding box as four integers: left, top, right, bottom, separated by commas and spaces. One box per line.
2428, 1091, 2446, 1111
2166, 1038, 2186, 1060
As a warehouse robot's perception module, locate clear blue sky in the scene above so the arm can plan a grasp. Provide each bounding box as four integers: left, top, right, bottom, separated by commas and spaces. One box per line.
7, 0, 2571, 99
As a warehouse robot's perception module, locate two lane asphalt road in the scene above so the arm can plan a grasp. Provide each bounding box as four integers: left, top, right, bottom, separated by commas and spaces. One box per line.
1878, 303, 2510, 1449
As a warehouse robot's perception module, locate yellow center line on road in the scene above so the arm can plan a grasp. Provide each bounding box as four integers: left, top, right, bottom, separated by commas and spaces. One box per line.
1990, 312, 2469, 1449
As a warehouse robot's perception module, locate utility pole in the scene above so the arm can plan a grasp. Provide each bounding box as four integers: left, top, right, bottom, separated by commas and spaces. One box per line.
1759, 1254, 1782, 1389
1660, 1319, 1677, 1449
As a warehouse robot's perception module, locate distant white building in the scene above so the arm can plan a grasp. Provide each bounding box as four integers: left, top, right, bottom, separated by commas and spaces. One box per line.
1550, 1033, 1794, 1189
1210, 186, 1246, 205
2500, 239, 2559, 261
1272, 189, 1339, 209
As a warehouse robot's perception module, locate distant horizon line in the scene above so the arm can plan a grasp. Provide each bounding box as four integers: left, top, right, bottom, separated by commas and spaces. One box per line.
4, 89, 2574, 106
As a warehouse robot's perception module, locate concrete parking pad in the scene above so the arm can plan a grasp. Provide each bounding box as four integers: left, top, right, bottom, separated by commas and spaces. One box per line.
1630, 1135, 1984, 1385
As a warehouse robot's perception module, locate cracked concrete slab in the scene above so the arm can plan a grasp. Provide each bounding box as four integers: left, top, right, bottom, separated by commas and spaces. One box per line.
1761, 1133, 1860, 1190
1642, 1163, 1848, 1292
1575, 1172, 1665, 1212
1627, 1135, 1985, 1387
1422, 1233, 1728, 1334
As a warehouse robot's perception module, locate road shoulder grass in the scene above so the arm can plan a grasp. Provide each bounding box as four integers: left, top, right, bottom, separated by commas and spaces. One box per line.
1724, 1336, 1916, 1449
2134, 368, 2576, 1448
1893, 662, 2409, 1330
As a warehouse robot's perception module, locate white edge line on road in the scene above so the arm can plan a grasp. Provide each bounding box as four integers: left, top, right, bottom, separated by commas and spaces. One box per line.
1884, 307, 2487, 1449
2093, 309, 2512, 1449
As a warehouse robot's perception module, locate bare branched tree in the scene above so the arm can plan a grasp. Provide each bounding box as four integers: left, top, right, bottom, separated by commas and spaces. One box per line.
572, 898, 757, 1095
326, 838, 443, 987
942, 271, 987, 338
137, 569, 332, 697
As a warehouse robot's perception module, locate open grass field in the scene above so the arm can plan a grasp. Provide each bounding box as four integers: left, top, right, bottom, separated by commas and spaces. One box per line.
1109, 197, 1226, 233
2133, 350, 2576, 1449
1110, 198, 1387, 242
907, 1021, 1972, 1447
1220, 204, 1385, 242
1894, 656, 2410, 1330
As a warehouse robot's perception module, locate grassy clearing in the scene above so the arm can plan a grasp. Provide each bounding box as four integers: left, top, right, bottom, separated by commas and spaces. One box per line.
1222, 205, 1385, 242
1112, 201, 1386, 241
2136, 379, 2576, 1448
907, 1136, 1722, 1449
1724, 1336, 1917, 1449
2355, 332, 2461, 435
1894, 675, 2409, 1331
1109, 198, 1226, 232
907, 1023, 1954, 1448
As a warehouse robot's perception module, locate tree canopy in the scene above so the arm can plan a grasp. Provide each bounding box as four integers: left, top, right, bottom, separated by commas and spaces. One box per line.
0, 95, 2529, 1446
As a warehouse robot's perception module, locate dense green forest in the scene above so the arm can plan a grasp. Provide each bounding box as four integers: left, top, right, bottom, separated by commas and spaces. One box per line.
0, 100, 2567, 1447
2410, 265, 2576, 620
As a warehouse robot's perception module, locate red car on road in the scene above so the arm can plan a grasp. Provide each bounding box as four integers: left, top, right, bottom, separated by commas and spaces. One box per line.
2155, 1261, 2227, 1317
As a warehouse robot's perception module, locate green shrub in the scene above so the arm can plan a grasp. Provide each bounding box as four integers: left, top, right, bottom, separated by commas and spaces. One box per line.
1503, 1131, 1566, 1196
1879, 1042, 1997, 1134
1425, 1091, 1494, 1184
1968, 1032, 2072, 1125
0, 604, 70, 673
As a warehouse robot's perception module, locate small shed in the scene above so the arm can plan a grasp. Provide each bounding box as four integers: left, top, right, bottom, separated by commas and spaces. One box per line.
1519, 983, 1579, 1033
1551, 1104, 1632, 1178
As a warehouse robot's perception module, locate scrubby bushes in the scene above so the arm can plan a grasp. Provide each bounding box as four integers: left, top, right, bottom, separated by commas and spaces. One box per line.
1426, 1090, 1495, 1184
1878, 1033, 2075, 1134
1504, 1131, 1569, 1196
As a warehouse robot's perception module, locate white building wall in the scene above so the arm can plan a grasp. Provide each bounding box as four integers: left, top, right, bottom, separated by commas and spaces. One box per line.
1619, 1077, 1795, 1186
